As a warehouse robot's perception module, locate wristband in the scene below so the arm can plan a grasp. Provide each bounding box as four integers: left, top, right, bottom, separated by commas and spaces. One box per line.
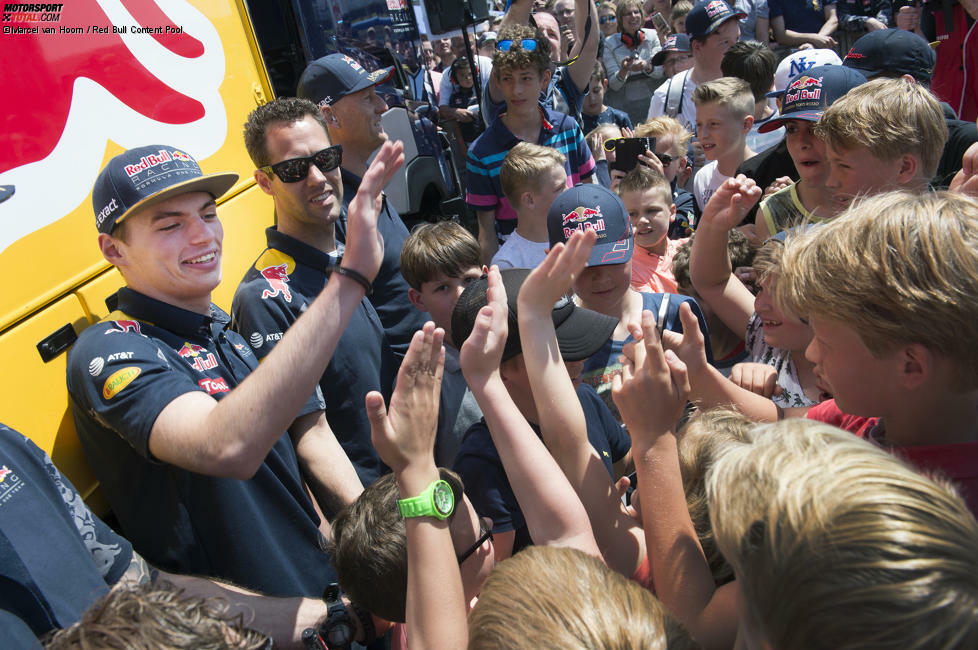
349, 601, 376, 644
329, 266, 373, 296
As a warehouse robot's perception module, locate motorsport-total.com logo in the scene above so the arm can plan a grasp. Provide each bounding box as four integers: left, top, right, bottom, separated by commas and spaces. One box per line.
2, 2, 63, 22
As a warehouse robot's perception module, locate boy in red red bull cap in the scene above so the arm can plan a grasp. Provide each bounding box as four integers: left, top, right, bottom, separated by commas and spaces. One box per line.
66, 135, 403, 621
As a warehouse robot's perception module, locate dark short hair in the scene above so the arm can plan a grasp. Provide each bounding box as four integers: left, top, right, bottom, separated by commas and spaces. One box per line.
243, 97, 330, 169
721, 40, 777, 103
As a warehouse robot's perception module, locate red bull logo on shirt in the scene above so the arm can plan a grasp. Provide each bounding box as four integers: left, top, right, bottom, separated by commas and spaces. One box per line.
106, 320, 141, 335
260, 263, 293, 302
177, 342, 217, 372
0, 466, 11, 483
198, 376, 229, 395
562, 206, 606, 240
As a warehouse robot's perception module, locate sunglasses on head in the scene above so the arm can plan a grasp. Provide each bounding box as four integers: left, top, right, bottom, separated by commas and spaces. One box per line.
496, 38, 538, 51
261, 145, 343, 183
599, 15, 617, 24
457, 517, 493, 565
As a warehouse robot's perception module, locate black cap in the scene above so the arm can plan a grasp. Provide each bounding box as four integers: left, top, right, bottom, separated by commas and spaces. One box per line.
651, 34, 692, 66
297, 53, 394, 107
842, 29, 935, 82
451, 268, 618, 362
92, 145, 237, 234
685, 0, 745, 39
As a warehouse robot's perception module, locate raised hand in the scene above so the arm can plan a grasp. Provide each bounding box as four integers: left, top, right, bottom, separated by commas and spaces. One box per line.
517, 229, 596, 317
659, 301, 711, 378
700, 174, 762, 232
459, 266, 508, 389
730, 362, 782, 398
343, 140, 405, 282
613, 308, 691, 445
368, 321, 444, 474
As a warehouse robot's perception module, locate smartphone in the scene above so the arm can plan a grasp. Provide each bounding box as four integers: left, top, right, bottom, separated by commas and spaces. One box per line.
609, 137, 656, 173
651, 12, 670, 33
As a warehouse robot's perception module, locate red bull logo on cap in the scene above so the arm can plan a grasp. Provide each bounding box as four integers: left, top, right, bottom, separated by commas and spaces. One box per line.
341, 54, 364, 72
178, 342, 217, 372
706, 0, 728, 17
562, 206, 606, 240
784, 75, 823, 103
124, 149, 175, 177
259, 263, 292, 302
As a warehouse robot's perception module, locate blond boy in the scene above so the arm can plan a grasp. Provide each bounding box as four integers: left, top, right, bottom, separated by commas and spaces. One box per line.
617, 166, 684, 294
491, 142, 568, 270
778, 190, 978, 517
401, 221, 484, 466
635, 116, 697, 233
691, 77, 756, 211
816, 77, 948, 211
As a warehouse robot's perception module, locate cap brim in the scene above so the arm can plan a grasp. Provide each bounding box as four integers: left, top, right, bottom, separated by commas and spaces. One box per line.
587, 236, 633, 267
113, 172, 239, 229
556, 308, 619, 361
340, 66, 395, 101
758, 111, 821, 133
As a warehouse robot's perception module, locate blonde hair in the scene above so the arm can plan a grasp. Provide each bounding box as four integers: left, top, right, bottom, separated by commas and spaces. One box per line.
677, 407, 755, 586
777, 190, 978, 388
635, 115, 694, 151
670, 0, 693, 23
708, 418, 978, 650
617, 165, 673, 205
691, 77, 754, 120
815, 77, 948, 180
750, 238, 784, 285
585, 123, 623, 159
468, 546, 698, 649
499, 142, 567, 205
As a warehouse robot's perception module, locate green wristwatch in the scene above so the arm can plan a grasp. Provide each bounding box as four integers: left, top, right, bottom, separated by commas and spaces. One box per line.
398, 479, 455, 520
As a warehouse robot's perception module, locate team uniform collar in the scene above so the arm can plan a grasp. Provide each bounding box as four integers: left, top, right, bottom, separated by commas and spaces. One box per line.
114, 287, 222, 338
264, 227, 342, 273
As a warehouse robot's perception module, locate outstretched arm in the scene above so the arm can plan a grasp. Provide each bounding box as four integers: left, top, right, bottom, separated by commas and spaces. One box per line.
517, 231, 646, 579
566, 0, 601, 92
369, 323, 467, 650
461, 266, 601, 557
147, 142, 405, 480
613, 310, 739, 650
690, 175, 762, 340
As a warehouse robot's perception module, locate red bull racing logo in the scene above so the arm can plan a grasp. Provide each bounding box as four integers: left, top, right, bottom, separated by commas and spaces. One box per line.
177, 342, 218, 372
705, 0, 727, 17
260, 263, 292, 302
106, 320, 142, 335
784, 76, 822, 103
562, 206, 606, 240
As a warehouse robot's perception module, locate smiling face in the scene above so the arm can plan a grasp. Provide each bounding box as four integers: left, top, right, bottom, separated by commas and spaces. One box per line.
599, 5, 618, 36
619, 2, 644, 33
753, 276, 813, 353
573, 260, 632, 315
103, 191, 223, 314
621, 186, 674, 253
328, 85, 389, 160
258, 115, 343, 233
695, 101, 748, 163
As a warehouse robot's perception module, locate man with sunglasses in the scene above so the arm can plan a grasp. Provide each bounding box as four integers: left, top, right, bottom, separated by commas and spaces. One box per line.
234, 97, 399, 488
298, 53, 428, 363
66, 136, 402, 603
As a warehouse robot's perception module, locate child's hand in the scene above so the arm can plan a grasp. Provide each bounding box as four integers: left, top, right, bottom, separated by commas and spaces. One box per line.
517, 229, 596, 317
368, 322, 445, 474
659, 302, 711, 378
612, 309, 690, 445
950, 142, 978, 199
763, 176, 793, 200
700, 174, 762, 232
459, 266, 508, 388
730, 362, 782, 398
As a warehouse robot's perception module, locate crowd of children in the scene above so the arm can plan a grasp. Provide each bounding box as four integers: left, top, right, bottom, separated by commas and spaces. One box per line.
12, 0, 978, 648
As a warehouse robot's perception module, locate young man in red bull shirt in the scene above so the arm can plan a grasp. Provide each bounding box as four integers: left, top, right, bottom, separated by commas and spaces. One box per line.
233, 97, 398, 487
65, 140, 403, 604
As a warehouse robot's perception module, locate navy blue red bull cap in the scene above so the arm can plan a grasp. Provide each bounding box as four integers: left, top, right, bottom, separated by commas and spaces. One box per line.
758, 65, 867, 133
547, 184, 633, 267
843, 29, 935, 82
297, 53, 394, 108
651, 34, 692, 66
92, 145, 238, 234
685, 0, 745, 39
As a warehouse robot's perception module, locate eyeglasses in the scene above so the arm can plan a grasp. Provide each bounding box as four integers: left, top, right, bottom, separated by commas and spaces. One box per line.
260, 145, 343, 183
599, 15, 617, 24
457, 517, 493, 565
496, 38, 538, 52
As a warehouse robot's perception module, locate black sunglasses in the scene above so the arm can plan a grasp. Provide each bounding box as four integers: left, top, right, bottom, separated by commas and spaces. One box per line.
457, 517, 493, 565
261, 145, 343, 183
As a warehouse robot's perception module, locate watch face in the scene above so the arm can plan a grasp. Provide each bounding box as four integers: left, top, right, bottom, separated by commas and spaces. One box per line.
433, 481, 454, 516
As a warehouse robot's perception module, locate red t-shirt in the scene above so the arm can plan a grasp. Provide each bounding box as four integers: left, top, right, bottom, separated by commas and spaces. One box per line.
808, 399, 978, 519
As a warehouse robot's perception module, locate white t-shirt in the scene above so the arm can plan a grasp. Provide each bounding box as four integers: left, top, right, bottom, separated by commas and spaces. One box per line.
647, 69, 699, 134
491, 231, 549, 270
693, 160, 729, 212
